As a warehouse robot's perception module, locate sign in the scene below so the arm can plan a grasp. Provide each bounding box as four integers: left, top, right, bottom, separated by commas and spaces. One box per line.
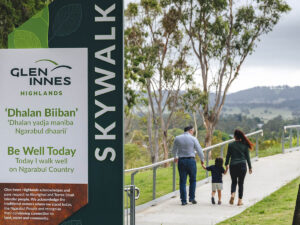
0, 48, 88, 224
0, 0, 123, 224
293, 184, 300, 225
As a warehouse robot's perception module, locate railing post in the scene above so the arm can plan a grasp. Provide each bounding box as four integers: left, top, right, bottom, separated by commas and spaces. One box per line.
256, 134, 259, 157
153, 166, 158, 200
124, 186, 129, 225
220, 145, 224, 158
172, 161, 176, 192
297, 129, 299, 147
290, 129, 293, 148
130, 185, 136, 225
131, 171, 138, 185
282, 131, 285, 154
206, 150, 209, 178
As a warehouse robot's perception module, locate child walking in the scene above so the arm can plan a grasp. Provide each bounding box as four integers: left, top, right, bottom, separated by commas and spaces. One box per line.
203, 157, 227, 205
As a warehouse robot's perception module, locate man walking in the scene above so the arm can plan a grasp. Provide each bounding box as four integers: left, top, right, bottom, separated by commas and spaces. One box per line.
172, 125, 205, 205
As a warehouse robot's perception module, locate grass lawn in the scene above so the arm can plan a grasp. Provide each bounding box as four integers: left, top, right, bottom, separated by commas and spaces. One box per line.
251, 141, 297, 158
218, 177, 300, 225
250, 144, 282, 158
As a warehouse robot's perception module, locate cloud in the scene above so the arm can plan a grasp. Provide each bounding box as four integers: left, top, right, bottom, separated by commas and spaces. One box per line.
124, 0, 300, 92
245, 0, 300, 68
230, 66, 300, 93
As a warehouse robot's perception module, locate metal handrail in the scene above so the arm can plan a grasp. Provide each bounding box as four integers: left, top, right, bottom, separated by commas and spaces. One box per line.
125, 129, 263, 173
282, 125, 300, 153
124, 185, 140, 225
125, 158, 174, 173
284, 125, 300, 131
124, 186, 140, 200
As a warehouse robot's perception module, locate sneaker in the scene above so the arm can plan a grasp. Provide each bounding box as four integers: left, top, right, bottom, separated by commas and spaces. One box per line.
189, 199, 197, 204
211, 197, 215, 205
182, 202, 187, 206
218, 201, 221, 205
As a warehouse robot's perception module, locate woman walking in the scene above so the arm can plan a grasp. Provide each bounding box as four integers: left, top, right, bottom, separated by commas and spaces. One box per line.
225, 129, 253, 206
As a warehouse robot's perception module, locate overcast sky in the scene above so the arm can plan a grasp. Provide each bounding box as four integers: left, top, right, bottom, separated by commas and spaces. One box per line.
124, 0, 300, 93
230, 0, 300, 92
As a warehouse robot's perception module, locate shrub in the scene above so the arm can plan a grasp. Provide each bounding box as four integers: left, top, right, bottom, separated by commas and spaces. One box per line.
125, 143, 151, 169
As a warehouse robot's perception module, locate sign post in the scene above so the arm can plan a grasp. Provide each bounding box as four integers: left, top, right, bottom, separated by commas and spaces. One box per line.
293, 185, 300, 225
0, 0, 124, 224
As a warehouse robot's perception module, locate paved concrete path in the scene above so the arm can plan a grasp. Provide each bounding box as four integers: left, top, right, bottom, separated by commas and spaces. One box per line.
136, 149, 300, 225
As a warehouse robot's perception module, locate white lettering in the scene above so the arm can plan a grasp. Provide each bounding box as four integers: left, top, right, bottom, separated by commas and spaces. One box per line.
95, 45, 116, 65
95, 67, 115, 96
95, 4, 116, 22
95, 99, 116, 118
95, 147, 116, 162
95, 122, 116, 140
95, 27, 116, 40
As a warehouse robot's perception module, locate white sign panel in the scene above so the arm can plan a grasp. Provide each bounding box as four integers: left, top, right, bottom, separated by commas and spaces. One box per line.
0, 49, 88, 184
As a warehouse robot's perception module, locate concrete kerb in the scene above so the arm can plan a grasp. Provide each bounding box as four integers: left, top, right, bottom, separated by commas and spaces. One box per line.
285, 147, 300, 153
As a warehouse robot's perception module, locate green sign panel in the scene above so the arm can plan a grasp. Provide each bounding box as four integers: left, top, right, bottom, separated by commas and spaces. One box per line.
0, 0, 123, 224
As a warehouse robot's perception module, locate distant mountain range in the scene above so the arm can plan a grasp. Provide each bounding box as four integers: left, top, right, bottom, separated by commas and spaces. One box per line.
224, 85, 300, 109
132, 85, 300, 121
222, 86, 300, 120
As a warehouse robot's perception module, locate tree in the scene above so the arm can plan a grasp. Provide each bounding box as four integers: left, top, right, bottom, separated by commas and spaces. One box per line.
263, 115, 284, 140
172, 0, 290, 146
124, 83, 142, 138
168, 109, 192, 130
0, 0, 49, 48
125, 0, 193, 162
125, 143, 151, 169
182, 86, 208, 138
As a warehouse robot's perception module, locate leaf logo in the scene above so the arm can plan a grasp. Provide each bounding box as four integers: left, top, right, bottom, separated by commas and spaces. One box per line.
8, 6, 49, 49
49, 4, 83, 42
35, 59, 72, 72
51, 65, 72, 72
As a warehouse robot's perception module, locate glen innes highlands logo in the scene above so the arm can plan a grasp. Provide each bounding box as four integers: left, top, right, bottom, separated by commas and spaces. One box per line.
10, 59, 72, 86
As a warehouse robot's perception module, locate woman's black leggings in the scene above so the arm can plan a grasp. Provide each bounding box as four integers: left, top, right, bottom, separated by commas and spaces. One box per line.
230, 163, 247, 199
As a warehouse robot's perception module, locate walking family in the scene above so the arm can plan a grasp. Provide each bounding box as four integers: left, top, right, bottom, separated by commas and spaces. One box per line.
172, 126, 253, 206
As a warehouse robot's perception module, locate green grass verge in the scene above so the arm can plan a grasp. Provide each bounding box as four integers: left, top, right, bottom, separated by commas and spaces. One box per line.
218, 177, 300, 225
250, 144, 282, 158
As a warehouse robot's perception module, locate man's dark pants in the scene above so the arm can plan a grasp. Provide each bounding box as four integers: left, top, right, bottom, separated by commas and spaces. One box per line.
178, 158, 197, 204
